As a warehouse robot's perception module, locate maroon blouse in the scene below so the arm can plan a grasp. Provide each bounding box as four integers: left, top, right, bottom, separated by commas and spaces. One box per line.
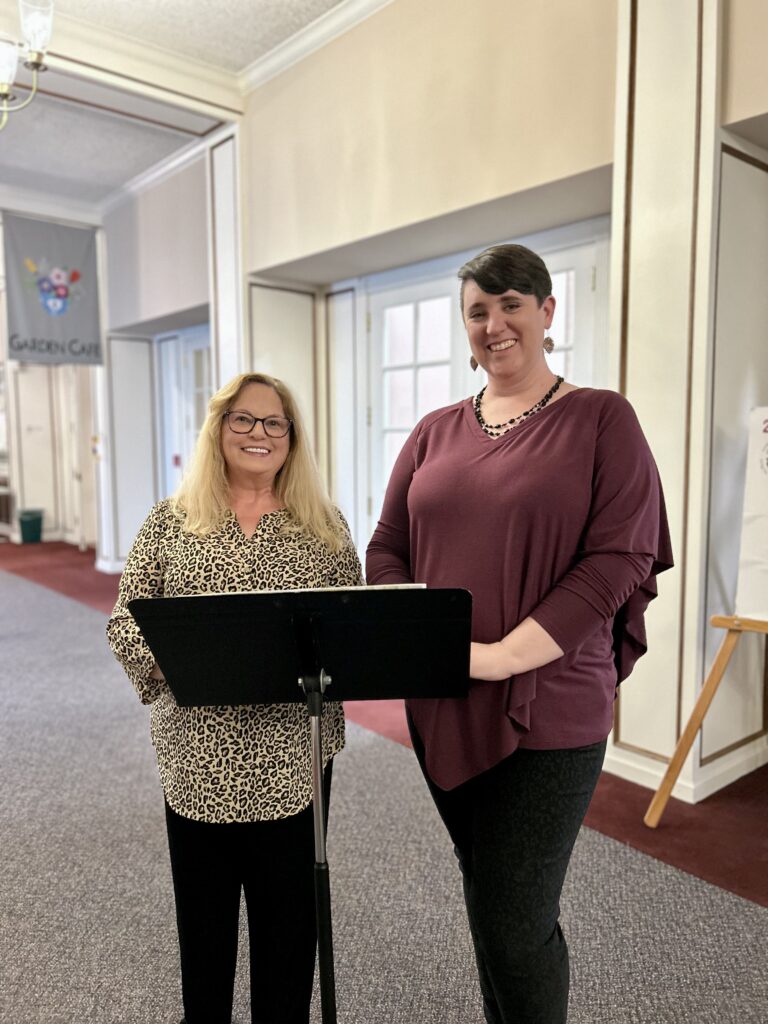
366, 388, 673, 790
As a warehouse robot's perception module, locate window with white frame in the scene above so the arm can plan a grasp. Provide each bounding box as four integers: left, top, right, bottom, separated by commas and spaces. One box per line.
367, 276, 469, 524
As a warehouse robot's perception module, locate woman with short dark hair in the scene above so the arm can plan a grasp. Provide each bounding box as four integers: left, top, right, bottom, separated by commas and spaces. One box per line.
367, 243, 673, 1023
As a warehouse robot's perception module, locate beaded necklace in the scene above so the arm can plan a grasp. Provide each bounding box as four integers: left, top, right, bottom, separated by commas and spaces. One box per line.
473, 376, 564, 437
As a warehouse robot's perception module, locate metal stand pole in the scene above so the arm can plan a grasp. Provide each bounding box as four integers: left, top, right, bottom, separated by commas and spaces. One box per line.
299, 668, 337, 1024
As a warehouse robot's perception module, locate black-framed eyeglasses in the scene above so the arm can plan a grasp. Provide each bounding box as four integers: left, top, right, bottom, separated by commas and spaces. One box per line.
224, 412, 293, 438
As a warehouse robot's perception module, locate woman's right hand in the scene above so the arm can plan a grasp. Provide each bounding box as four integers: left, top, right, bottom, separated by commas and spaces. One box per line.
470, 618, 565, 681
470, 641, 513, 681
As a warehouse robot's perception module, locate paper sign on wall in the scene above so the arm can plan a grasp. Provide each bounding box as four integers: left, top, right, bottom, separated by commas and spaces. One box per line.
735, 406, 768, 619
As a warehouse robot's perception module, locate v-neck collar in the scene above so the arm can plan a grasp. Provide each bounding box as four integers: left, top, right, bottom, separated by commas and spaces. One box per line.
228, 507, 289, 541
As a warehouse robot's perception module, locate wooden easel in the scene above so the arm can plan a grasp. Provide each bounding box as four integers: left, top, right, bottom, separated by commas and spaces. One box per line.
644, 614, 768, 828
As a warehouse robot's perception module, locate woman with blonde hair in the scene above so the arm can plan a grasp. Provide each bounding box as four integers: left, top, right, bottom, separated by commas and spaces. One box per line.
108, 372, 362, 1024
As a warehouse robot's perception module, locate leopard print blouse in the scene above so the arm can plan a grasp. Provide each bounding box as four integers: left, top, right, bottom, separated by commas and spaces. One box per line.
106, 499, 363, 824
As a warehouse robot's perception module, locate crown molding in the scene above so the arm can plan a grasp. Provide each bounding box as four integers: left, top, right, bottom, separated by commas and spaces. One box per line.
0, 0, 394, 108
0, 0, 244, 118
0, 186, 103, 227
100, 138, 206, 216
239, 0, 395, 93
100, 123, 238, 216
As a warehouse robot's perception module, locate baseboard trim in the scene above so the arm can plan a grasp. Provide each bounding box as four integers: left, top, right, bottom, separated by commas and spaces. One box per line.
693, 742, 768, 801
604, 739, 768, 804
603, 748, 695, 801
95, 556, 124, 574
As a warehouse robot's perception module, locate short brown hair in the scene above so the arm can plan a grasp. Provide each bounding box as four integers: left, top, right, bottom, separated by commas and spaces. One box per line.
458, 244, 553, 309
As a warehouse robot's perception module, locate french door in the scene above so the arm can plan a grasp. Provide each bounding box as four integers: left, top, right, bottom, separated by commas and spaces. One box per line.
367, 276, 469, 533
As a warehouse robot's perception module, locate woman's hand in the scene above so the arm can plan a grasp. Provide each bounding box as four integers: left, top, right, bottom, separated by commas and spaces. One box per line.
149, 661, 166, 682
470, 618, 565, 681
470, 641, 515, 681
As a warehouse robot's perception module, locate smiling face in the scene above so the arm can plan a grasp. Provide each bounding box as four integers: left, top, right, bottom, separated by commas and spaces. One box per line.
220, 382, 291, 486
462, 281, 555, 382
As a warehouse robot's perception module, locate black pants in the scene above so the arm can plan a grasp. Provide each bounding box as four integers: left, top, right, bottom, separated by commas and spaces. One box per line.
410, 721, 605, 1024
164, 765, 331, 1024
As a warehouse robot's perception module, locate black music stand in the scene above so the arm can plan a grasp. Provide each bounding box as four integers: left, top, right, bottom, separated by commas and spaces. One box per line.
129, 586, 471, 1024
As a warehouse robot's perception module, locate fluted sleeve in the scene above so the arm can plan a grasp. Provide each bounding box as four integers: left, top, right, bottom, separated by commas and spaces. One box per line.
528, 392, 672, 679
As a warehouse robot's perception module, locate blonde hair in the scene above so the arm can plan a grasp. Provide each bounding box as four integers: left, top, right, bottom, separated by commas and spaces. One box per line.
172, 372, 346, 551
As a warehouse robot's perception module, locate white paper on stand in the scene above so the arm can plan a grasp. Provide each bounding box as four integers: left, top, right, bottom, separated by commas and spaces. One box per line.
735, 406, 768, 620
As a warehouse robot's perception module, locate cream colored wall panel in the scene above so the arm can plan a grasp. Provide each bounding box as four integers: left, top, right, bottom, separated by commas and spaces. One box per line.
243, 0, 617, 273
326, 289, 357, 529
105, 158, 209, 331
103, 201, 138, 330
701, 635, 764, 755
249, 285, 316, 451
702, 149, 768, 756
56, 366, 78, 544
54, 365, 97, 548
78, 367, 98, 547
109, 338, 157, 559
723, 0, 768, 125
210, 136, 243, 389
617, 0, 701, 757
13, 365, 59, 532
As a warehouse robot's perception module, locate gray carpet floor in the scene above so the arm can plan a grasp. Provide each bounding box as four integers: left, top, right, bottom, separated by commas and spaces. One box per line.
1, 568, 767, 1024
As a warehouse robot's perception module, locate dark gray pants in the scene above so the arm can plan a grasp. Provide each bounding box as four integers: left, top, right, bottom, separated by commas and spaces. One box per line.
410, 721, 606, 1024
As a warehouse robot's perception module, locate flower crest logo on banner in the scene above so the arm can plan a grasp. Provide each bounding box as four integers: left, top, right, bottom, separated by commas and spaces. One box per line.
3, 211, 102, 365
23, 257, 83, 317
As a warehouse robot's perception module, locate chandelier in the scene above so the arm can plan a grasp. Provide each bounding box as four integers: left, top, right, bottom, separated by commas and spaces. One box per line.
0, 0, 54, 132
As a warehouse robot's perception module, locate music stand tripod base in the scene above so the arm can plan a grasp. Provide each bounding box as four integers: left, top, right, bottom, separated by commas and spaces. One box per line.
299, 668, 337, 1023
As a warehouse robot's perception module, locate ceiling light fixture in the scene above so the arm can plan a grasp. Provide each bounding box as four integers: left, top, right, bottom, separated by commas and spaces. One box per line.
0, 0, 54, 132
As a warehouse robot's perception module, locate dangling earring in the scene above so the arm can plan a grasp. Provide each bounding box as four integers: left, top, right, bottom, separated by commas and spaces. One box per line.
469, 355, 478, 371
543, 336, 554, 354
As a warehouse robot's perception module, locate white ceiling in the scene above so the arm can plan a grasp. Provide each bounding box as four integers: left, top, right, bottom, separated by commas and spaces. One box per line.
0, 0, 353, 209
53, 0, 346, 73
0, 91, 195, 203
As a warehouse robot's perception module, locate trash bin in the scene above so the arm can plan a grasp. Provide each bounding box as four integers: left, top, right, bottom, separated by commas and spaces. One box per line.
18, 509, 44, 543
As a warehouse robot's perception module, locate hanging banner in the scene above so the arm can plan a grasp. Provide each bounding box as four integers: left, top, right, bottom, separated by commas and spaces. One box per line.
735, 406, 768, 620
3, 212, 102, 365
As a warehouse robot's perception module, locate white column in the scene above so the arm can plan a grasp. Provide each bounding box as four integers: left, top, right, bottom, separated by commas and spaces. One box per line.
607, 0, 768, 800
208, 131, 244, 390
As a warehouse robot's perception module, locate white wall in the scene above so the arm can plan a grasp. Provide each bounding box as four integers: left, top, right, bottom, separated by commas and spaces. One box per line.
242, 0, 617, 278
209, 135, 243, 389
249, 283, 317, 450
104, 157, 209, 331
702, 146, 768, 760
326, 289, 358, 531
93, 326, 159, 574
603, 0, 768, 801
